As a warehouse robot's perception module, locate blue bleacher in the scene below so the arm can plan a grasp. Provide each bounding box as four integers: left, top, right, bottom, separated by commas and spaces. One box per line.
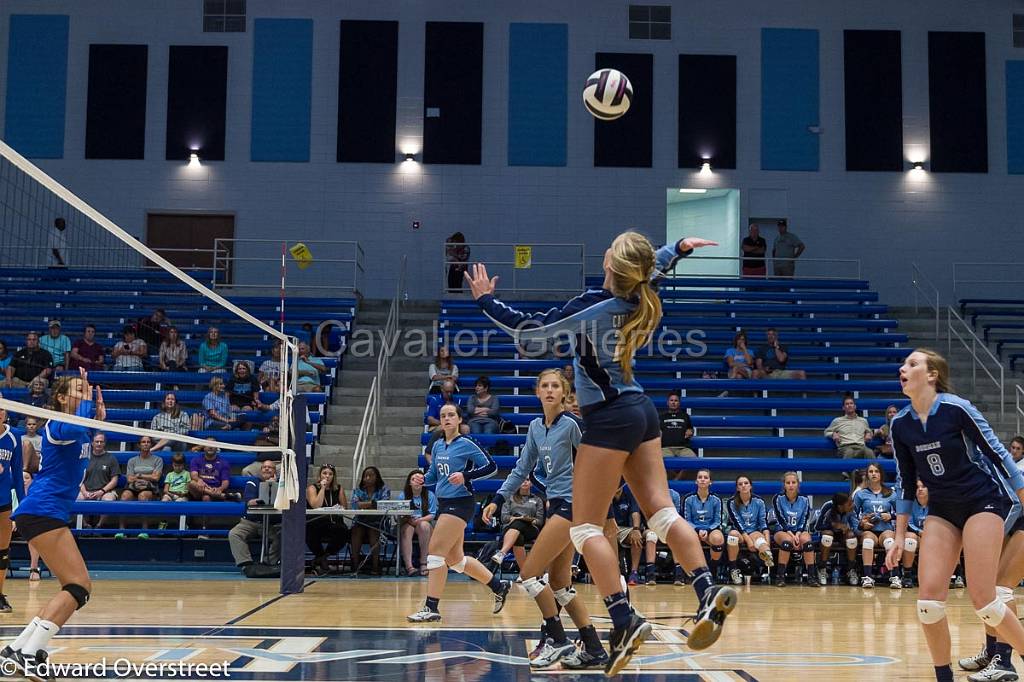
583, 275, 871, 290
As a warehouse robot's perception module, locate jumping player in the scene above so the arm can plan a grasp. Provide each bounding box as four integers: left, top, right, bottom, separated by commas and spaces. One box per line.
682, 469, 726, 583
0, 399, 26, 612
466, 232, 736, 675
769, 472, 814, 586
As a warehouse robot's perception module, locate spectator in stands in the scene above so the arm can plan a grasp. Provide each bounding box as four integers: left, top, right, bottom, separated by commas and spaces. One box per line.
5, 332, 53, 388
349, 466, 391, 575
229, 460, 282, 576
424, 378, 466, 431
752, 328, 807, 380
136, 309, 169, 348
158, 326, 188, 372
226, 361, 261, 412
873, 404, 899, 458
254, 415, 280, 449
660, 391, 694, 465
853, 461, 898, 588
813, 492, 860, 586
77, 433, 119, 530
111, 325, 147, 371
116, 436, 163, 539
258, 342, 282, 391
725, 475, 773, 585
825, 394, 874, 459
26, 377, 50, 411
39, 320, 70, 370
296, 341, 326, 393
565, 392, 580, 418
446, 231, 470, 293
188, 441, 237, 501
203, 376, 241, 430
490, 480, 545, 571
561, 363, 574, 384
683, 469, 726, 583
306, 463, 349, 576
67, 324, 105, 372
610, 485, 644, 586
197, 327, 229, 373
772, 219, 804, 278
1010, 436, 1024, 463
741, 223, 767, 278
0, 341, 10, 375
428, 346, 459, 393
19, 417, 42, 475
466, 376, 501, 434
724, 330, 753, 380
151, 392, 198, 451
161, 453, 190, 501
399, 469, 437, 576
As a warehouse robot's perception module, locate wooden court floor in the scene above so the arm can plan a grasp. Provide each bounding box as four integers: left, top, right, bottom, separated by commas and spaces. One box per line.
0, 576, 1000, 680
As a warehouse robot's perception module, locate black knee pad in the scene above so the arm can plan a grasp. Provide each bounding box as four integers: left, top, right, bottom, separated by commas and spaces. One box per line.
710, 544, 724, 553
0, 548, 9, 570
800, 542, 814, 553
63, 583, 90, 610
779, 541, 794, 552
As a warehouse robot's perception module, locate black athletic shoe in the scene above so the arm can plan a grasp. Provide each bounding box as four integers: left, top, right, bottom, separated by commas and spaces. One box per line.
562, 643, 610, 670
492, 580, 512, 614
0, 594, 11, 613
605, 612, 651, 676
9, 649, 55, 682
688, 585, 739, 651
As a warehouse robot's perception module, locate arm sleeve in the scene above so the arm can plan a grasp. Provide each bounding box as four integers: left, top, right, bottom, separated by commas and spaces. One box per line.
500, 504, 511, 527
428, 491, 438, 516
488, 396, 500, 418
890, 423, 919, 514
650, 242, 693, 287
423, 446, 438, 488
126, 458, 137, 477
428, 363, 438, 380
711, 497, 723, 529
757, 498, 769, 531
476, 291, 606, 341
955, 399, 1024, 492
464, 441, 497, 482
47, 400, 94, 442
496, 428, 540, 501
824, 418, 839, 438
11, 436, 25, 502
726, 499, 741, 530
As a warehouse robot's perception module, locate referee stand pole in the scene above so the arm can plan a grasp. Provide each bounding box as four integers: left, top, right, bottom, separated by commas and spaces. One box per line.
280, 394, 309, 594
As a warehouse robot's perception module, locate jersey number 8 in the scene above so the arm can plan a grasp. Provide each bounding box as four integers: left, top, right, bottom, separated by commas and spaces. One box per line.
925, 453, 945, 476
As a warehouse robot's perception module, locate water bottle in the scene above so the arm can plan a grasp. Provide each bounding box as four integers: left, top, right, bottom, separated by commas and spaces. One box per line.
831, 567, 840, 585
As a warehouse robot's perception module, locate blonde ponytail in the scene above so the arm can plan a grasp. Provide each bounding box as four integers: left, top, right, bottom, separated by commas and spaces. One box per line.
616, 281, 661, 382
606, 231, 662, 383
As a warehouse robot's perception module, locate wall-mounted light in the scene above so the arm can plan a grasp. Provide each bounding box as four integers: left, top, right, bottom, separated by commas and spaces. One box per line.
678, 188, 708, 194
910, 160, 925, 171
404, 152, 418, 162
699, 160, 712, 176
188, 151, 201, 168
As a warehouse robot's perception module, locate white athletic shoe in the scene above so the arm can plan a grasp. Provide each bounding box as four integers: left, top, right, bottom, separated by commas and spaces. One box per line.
758, 548, 774, 568
861, 576, 874, 589
407, 605, 442, 623
969, 654, 1019, 681
846, 568, 859, 586
730, 568, 743, 585
817, 567, 828, 586
889, 575, 903, 590
530, 639, 577, 669
960, 647, 993, 671
954, 575, 966, 589
491, 551, 506, 566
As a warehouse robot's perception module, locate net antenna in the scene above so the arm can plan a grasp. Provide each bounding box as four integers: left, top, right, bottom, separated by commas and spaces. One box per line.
0, 138, 301, 506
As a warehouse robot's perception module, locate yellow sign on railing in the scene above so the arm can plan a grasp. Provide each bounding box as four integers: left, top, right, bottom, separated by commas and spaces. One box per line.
514, 245, 532, 269
289, 242, 313, 270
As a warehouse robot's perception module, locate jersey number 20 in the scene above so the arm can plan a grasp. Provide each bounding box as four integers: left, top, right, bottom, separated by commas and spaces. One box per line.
437, 463, 450, 478
926, 453, 945, 476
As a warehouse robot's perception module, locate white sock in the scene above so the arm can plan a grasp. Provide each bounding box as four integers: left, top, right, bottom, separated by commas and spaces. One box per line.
21, 620, 58, 657
9, 617, 41, 652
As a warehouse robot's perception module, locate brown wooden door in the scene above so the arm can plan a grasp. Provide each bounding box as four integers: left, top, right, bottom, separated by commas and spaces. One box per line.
146, 213, 234, 282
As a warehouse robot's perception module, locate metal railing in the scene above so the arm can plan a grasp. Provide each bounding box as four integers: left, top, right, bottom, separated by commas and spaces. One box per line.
912, 262, 941, 340
584, 254, 862, 280
213, 239, 364, 296
1016, 384, 1024, 435
948, 306, 1005, 418
351, 376, 378, 489
953, 262, 1024, 302
444, 242, 584, 295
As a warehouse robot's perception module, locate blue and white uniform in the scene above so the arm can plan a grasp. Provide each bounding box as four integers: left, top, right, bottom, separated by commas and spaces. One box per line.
0, 426, 26, 510
493, 412, 582, 521
770, 494, 812, 534
813, 500, 859, 536
890, 394, 1024, 530
727, 496, 769, 534
852, 487, 897, 534
683, 491, 724, 532
908, 501, 928, 534
425, 434, 496, 523
610, 487, 639, 528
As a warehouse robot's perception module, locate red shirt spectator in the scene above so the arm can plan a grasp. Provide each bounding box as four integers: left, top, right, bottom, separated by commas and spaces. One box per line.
67, 324, 105, 371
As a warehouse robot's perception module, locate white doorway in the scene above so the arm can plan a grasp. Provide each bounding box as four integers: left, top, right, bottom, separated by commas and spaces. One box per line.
666, 188, 739, 276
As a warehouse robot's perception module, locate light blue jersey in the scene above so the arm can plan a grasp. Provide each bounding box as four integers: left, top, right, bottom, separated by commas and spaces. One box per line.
0, 426, 26, 506
770, 494, 812, 533
727, 495, 769, 534
425, 434, 496, 500
494, 412, 582, 505
476, 242, 691, 408
813, 500, 859, 535
683, 491, 723, 531
852, 487, 898, 534
908, 500, 928, 534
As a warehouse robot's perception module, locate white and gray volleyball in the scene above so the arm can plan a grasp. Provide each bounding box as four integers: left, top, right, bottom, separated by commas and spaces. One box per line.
583, 69, 633, 121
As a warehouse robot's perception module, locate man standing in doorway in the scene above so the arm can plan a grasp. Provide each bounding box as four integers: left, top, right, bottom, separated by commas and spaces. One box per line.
741, 223, 767, 278
772, 220, 804, 278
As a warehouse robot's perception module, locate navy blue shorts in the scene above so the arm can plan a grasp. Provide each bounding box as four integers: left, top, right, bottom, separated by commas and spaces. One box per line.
547, 498, 572, 522
930, 495, 1012, 531
437, 496, 476, 524
581, 392, 660, 452
13, 513, 68, 542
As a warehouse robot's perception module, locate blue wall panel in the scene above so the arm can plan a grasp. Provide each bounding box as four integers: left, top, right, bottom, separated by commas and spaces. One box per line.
1007, 61, 1024, 174
251, 18, 313, 162
508, 23, 567, 166
4, 14, 69, 158
761, 28, 819, 171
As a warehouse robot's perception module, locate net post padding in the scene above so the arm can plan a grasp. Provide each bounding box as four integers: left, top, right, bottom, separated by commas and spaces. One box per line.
279, 394, 308, 595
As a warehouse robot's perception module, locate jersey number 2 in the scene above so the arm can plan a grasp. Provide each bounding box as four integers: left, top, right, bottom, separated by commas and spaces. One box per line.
926, 453, 945, 476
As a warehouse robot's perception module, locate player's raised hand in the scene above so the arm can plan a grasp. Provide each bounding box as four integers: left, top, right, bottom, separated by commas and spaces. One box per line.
94, 385, 106, 421
680, 237, 719, 251
464, 263, 499, 300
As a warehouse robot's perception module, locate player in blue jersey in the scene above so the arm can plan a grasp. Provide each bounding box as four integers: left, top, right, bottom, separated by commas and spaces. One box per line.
885, 350, 1024, 682
683, 469, 726, 583
901, 480, 928, 589
0, 398, 26, 613
408, 403, 510, 623
813, 492, 860, 586
853, 461, 899, 589
480, 369, 608, 670
466, 231, 736, 675
769, 472, 814, 587
725, 475, 773, 585
641, 488, 684, 586
2, 368, 105, 677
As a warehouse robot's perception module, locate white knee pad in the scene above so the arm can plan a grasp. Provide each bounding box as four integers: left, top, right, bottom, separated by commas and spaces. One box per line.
570, 523, 605, 553
553, 586, 577, 607
644, 530, 659, 544
754, 536, 768, 551
426, 554, 446, 571
820, 534, 834, 548
845, 537, 859, 550
904, 537, 918, 553
977, 597, 1009, 626
727, 534, 740, 547
449, 556, 468, 574
997, 586, 1015, 604
647, 506, 681, 543
917, 600, 947, 624
522, 576, 547, 599
882, 537, 895, 551
862, 538, 875, 551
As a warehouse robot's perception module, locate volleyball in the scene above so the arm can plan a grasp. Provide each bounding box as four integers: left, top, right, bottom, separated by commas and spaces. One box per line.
583, 68, 633, 120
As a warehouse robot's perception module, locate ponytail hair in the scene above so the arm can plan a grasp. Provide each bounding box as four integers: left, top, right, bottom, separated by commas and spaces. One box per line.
607, 231, 662, 383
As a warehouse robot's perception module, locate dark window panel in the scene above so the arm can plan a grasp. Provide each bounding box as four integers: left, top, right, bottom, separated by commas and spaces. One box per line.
85, 44, 148, 160
165, 45, 228, 161
928, 31, 988, 172
422, 22, 483, 165
594, 52, 653, 167
843, 30, 903, 171
338, 20, 399, 163
678, 54, 736, 169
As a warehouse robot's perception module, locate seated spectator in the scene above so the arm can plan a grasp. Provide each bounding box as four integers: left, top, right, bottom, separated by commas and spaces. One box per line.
611, 485, 644, 586
136, 308, 169, 348
565, 393, 580, 417
26, 377, 50, 410
314, 324, 346, 357
825, 394, 874, 459
307, 463, 349, 576
258, 342, 282, 391
77, 433, 120, 530
229, 460, 282, 576
660, 391, 695, 464
873, 404, 899, 458
189, 442, 237, 501
226, 361, 262, 411
490, 480, 544, 570
428, 346, 459, 393
424, 378, 465, 430
203, 377, 241, 430
254, 415, 281, 450
642, 488, 684, 586
296, 341, 326, 393
683, 469, 726, 583
466, 376, 501, 434
812, 492, 860, 586
159, 326, 188, 371
161, 453, 191, 501
1011, 436, 1024, 463
724, 330, 753, 380
39, 320, 71, 370
67, 324, 105, 371
349, 466, 391, 575
111, 325, 147, 371
561, 364, 574, 384
0, 340, 11, 375
20, 417, 42, 470
725, 476, 772, 585
5, 332, 53, 388
197, 326, 229, 373
151, 392, 200, 451
752, 328, 807, 380
398, 469, 436, 576
116, 435, 163, 539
